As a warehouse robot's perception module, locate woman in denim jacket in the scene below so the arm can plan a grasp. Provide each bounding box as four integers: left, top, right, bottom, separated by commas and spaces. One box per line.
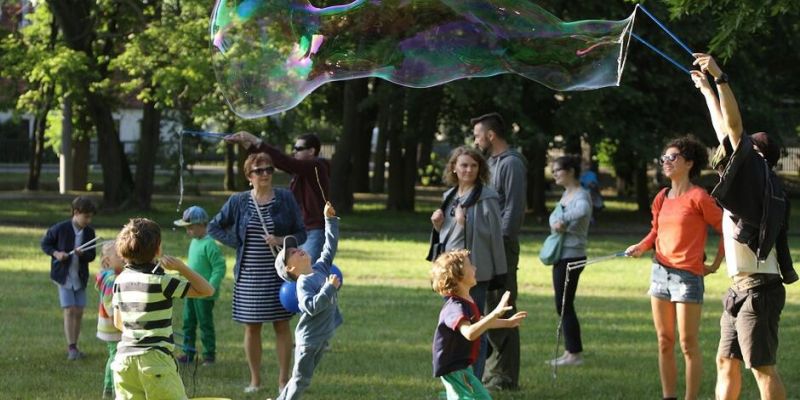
209, 151, 305, 394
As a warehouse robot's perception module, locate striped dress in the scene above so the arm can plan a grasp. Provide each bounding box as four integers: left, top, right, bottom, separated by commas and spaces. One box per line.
232, 198, 294, 323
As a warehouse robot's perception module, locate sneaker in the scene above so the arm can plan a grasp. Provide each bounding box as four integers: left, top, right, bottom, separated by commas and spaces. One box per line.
67, 349, 84, 361
201, 357, 215, 366
243, 385, 261, 393
548, 352, 583, 366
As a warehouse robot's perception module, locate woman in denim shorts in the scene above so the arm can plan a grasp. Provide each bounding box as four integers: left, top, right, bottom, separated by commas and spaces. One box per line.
625, 137, 724, 400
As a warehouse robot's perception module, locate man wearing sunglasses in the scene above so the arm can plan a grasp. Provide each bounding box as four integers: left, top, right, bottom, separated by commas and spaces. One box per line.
225, 132, 331, 261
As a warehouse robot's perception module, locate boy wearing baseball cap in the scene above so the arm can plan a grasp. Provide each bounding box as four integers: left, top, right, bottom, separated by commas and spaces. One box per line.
274, 202, 341, 400
174, 206, 227, 365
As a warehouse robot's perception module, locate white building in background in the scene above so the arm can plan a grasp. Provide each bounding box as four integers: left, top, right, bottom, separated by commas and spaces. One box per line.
0, 108, 178, 162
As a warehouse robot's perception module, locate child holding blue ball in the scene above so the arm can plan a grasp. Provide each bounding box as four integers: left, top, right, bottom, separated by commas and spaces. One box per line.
274, 202, 340, 400
431, 250, 527, 399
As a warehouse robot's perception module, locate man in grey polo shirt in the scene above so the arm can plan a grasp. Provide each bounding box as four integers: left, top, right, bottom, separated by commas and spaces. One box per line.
472, 112, 527, 391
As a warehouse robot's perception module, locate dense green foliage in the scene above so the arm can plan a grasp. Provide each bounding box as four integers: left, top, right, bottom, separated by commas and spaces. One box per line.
0, 1, 798, 211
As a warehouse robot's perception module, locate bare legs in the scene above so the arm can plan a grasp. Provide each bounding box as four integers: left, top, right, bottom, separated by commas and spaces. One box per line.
244, 323, 263, 388
716, 357, 785, 400
651, 298, 702, 400
243, 320, 294, 391
63, 306, 83, 347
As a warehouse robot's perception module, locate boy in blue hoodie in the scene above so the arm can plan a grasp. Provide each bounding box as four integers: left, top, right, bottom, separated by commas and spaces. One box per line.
274, 202, 340, 400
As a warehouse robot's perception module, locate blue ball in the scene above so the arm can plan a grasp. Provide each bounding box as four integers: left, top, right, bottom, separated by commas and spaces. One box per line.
279, 281, 300, 313
331, 264, 343, 286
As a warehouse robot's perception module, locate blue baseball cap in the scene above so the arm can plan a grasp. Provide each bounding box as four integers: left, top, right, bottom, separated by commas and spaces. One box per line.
174, 206, 209, 227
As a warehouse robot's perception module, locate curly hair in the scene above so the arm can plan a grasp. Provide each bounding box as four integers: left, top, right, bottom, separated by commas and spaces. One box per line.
664, 136, 708, 180
430, 249, 471, 296
443, 146, 490, 187
116, 218, 161, 264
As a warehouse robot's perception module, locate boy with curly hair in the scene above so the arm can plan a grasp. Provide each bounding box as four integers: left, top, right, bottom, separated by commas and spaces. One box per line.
430, 250, 527, 399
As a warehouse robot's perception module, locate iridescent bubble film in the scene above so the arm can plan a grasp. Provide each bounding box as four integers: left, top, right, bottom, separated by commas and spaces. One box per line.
211, 0, 635, 118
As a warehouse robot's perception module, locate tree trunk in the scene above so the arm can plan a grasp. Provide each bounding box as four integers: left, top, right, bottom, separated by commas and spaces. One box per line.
224, 142, 237, 191
351, 80, 374, 193
371, 83, 390, 194
48, 0, 134, 209
89, 94, 135, 208
71, 135, 90, 191
331, 80, 365, 213
414, 86, 443, 174
26, 84, 54, 191
520, 81, 554, 220
134, 102, 160, 210
385, 86, 406, 210
523, 134, 548, 220
635, 158, 650, 214
237, 146, 248, 189
398, 87, 443, 210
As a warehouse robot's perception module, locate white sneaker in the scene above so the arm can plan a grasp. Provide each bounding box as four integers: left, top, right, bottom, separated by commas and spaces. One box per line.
244, 385, 261, 393
548, 352, 583, 366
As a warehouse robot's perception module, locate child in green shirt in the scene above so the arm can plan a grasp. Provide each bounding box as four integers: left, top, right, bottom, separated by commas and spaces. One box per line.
174, 206, 227, 365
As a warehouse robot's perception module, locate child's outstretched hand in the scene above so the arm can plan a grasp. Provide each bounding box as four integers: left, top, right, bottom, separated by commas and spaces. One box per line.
489, 290, 514, 319
324, 202, 336, 218
327, 274, 341, 289
159, 255, 187, 272
500, 311, 528, 328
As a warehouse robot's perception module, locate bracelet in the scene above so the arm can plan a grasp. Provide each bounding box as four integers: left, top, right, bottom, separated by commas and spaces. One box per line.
714, 73, 729, 85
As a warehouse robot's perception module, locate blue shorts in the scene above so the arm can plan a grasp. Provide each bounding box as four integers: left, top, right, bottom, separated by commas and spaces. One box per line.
648, 263, 703, 304
58, 285, 87, 308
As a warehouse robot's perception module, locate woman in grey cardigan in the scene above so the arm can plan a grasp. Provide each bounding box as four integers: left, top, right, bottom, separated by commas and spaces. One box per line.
547, 155, 592, 367
430, 145, 507, 379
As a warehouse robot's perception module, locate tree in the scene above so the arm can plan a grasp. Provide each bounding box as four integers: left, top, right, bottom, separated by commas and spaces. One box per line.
46, 0, 134, 208
0, 3, 89, 191
111, 0, 218, 209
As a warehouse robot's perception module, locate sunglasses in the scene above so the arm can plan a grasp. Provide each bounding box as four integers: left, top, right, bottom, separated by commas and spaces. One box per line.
250, 166, 275, 176
292, 145, 309, 152
449, 199, 462, 217
659, 153, 683, 164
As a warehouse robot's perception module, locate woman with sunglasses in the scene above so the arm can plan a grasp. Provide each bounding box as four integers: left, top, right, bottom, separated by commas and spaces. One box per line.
546, 155, 592, 367
224, 131, 331, 262
429, 145, 506, 379
625, 136, 723, 400
209, 151, 306, 394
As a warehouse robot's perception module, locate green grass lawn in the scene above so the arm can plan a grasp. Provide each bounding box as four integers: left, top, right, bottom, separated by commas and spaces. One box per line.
1, 195, 799, 399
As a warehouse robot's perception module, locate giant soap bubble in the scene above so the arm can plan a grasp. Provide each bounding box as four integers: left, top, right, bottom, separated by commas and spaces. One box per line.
211, 0, 635, 118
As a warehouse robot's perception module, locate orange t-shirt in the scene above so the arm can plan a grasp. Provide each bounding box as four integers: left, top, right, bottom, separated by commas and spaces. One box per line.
637, 186, 723, 276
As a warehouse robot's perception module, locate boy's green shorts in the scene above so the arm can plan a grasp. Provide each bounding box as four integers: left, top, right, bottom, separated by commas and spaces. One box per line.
112, 350, 187, 400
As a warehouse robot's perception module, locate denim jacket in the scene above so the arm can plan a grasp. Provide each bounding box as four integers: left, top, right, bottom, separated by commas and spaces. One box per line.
208, 189, 306, 280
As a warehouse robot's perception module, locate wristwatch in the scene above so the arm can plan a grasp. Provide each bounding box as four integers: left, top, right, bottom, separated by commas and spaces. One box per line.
714, 73, 729, 85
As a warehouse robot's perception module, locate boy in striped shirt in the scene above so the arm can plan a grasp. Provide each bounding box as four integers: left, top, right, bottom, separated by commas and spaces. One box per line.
111, 218, 214, 399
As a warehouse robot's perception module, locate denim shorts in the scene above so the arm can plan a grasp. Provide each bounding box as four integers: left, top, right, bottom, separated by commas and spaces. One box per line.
58, 285, 87, 308
648, 262, 704, 304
